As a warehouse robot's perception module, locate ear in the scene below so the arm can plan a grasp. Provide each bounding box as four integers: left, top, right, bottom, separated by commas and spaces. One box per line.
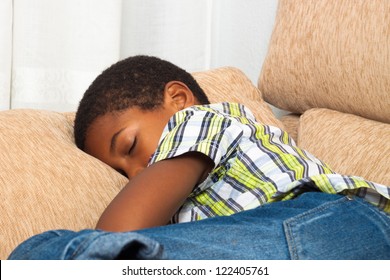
163, 81, 196, 110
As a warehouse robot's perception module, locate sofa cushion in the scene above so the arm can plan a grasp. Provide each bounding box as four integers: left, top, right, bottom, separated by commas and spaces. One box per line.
258, 0, 390, 123
0, 109, 128, 260
279, 113, 300, 143
299, 108, 390, 186
194, 67, 284, 129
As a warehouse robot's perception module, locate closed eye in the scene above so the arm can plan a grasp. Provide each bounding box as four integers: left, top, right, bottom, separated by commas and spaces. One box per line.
128, 137, 137, 155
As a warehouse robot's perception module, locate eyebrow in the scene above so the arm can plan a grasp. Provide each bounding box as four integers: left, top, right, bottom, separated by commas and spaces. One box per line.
110, 128, 126, 154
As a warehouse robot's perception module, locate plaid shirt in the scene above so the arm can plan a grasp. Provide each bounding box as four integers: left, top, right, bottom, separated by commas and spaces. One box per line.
149, 102, 390, 223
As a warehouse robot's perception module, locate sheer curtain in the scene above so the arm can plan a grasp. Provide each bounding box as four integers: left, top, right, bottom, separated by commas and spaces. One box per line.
10, 0, 122, 111
120, 0, 213, 72
1, 0, 278, 112
0, 0, 13, 110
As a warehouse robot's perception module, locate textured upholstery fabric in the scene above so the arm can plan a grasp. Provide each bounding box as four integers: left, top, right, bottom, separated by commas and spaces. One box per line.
258, 0, 390, 123
0, 109, 128, 259
299, 108, 390, 186
279, 114, 300, 142
193, 67, 284, 129
257, 0, 390, 190
0, 67, 278, 259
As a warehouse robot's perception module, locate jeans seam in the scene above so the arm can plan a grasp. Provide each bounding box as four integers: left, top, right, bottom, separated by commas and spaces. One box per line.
67, 232, 163, 260
67, 231, 105, 259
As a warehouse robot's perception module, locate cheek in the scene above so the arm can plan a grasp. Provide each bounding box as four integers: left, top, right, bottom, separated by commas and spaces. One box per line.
140, 137, 160, 162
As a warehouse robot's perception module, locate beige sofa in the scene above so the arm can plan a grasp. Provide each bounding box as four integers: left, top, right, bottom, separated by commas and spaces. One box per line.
258, 0, 390, 185
1, 0, 389, 259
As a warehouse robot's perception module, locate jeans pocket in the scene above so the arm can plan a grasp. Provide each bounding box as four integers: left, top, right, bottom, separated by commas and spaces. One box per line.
284, 196, 390, 260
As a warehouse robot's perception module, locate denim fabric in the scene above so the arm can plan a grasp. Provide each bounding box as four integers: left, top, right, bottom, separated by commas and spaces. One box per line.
8, 193, 390, 260
8, 230, 164, 260
284, 195, 390, 259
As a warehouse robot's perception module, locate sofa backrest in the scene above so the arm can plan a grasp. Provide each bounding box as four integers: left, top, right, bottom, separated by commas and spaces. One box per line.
258, 0, 390, 186
259, 0, 390, 123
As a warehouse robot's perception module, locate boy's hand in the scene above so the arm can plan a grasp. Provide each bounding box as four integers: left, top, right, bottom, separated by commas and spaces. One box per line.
95, 152, 213, 232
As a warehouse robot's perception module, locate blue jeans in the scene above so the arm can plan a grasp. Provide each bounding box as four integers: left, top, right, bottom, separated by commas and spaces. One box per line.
8, 193, 390, 260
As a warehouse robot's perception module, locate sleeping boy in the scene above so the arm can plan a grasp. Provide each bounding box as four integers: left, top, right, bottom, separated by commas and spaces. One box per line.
74, 55, 390, 232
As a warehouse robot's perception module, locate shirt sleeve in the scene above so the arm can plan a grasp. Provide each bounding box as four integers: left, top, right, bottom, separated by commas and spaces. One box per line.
149, 106, 244, 168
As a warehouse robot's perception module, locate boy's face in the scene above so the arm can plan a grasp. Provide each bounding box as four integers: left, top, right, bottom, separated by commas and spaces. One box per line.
84, 106, 177, 179
84, 82, 197, 179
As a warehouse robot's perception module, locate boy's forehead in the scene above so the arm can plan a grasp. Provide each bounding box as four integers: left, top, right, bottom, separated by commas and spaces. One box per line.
89, 106, 146, 134
84, 111, 129, 153
95, 109, 132, 125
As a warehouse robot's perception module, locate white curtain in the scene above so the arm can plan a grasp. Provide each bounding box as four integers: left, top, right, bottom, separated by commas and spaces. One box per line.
0, 0, 13, 110
120, 0, 213, 72
10, 0, 122, 111
1, 0, 278, 112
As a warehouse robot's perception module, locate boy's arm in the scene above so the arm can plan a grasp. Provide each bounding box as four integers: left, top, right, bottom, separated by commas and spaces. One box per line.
96, 152, 213, 232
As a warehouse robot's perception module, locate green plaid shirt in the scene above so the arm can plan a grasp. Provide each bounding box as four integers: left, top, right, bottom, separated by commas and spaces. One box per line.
149, 103, 390, 223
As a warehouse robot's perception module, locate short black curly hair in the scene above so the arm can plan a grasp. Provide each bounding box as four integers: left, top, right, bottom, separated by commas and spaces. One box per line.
74, 55, 209, 151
